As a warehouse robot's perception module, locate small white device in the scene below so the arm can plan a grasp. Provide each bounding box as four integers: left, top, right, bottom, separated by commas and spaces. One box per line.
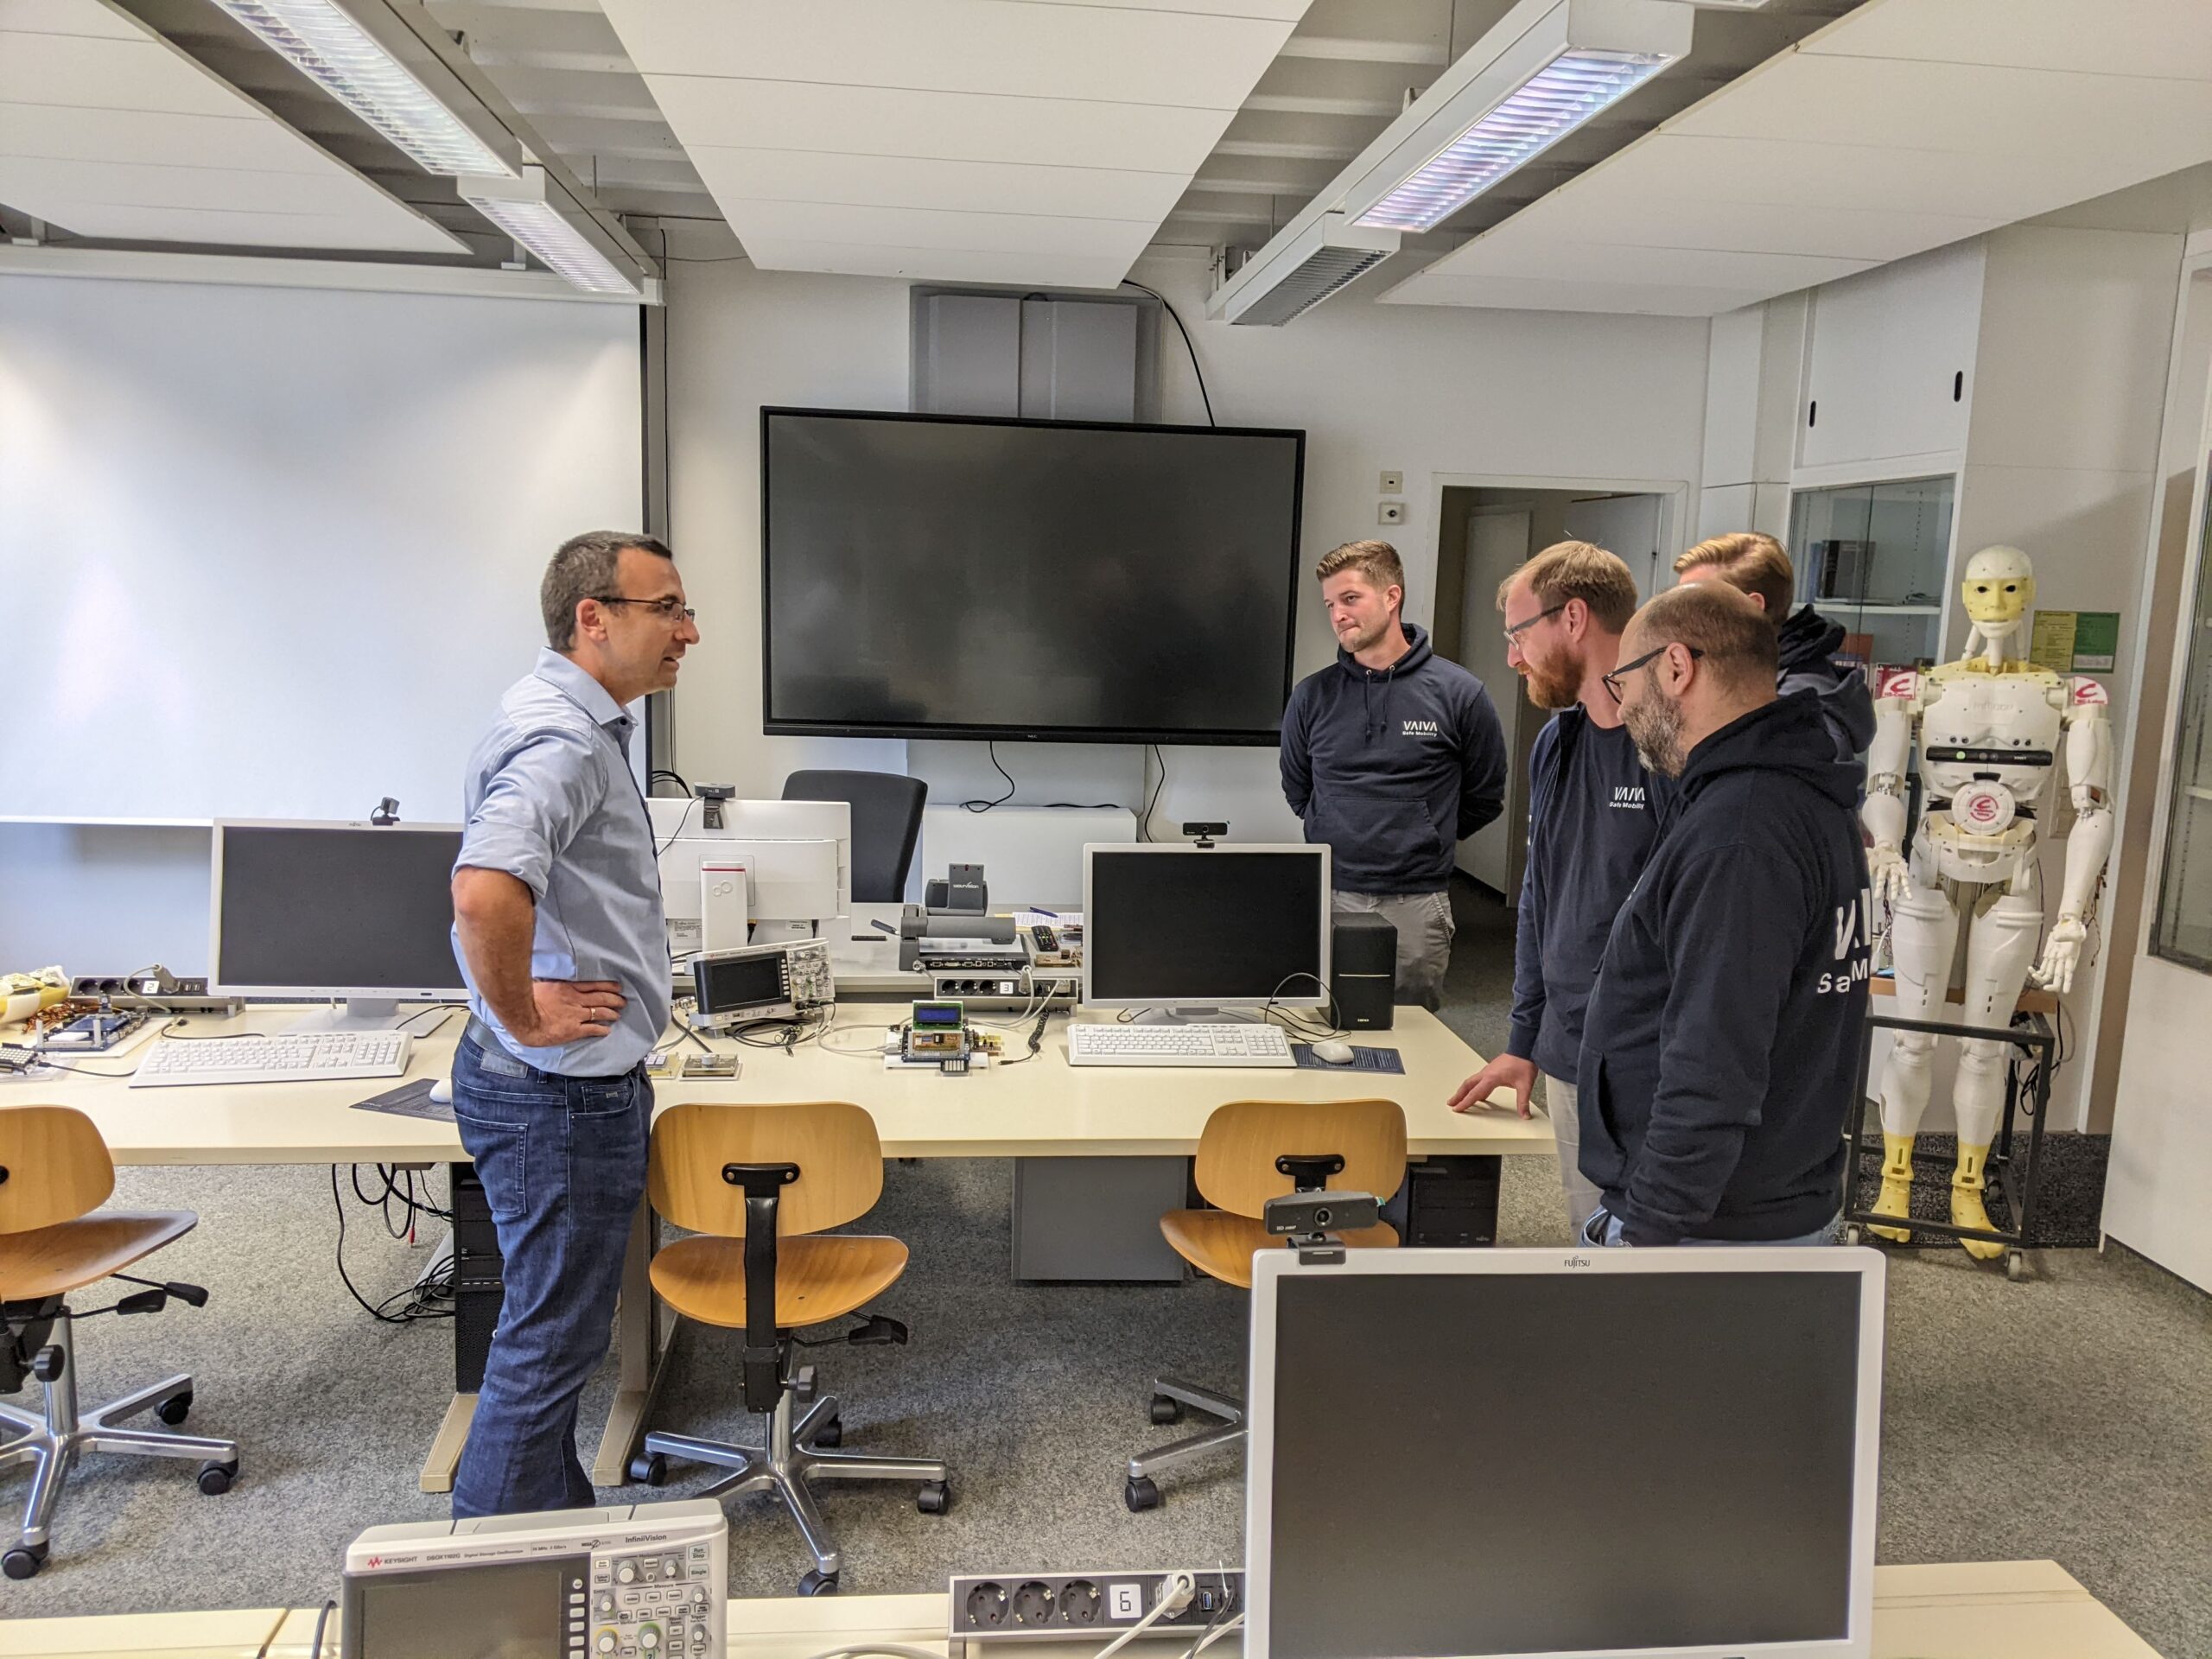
1066, 1022, 1295, 1068
699, 858, 751, 952
1310, 1039, 1355, 1065
129, 1028, 411, 1088
340, 1498, 727, 1659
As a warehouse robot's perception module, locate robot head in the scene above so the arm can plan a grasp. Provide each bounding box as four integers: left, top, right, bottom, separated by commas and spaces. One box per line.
1961, 545, 2036, 627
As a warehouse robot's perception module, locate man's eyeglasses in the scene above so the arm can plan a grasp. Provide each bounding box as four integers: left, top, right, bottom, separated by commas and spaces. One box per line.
1602, 643, 1703, 704
1503, 603, 1565, 645
593, 595, 697, 624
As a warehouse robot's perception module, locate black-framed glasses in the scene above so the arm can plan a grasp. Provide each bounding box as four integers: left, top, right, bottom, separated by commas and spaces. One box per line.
1503, 602, 1565, 645
592, 594, 697, 624
1602, 643, 1703, 704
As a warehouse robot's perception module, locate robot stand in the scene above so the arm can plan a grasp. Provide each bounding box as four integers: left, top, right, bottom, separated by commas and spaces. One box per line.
1843, 1005, 2056, 1282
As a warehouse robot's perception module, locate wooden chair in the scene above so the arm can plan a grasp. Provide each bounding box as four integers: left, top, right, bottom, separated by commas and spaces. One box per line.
627, 1102, 947, 1596
0, 1105, 238, 1580
1124, 1097, 1407, 1513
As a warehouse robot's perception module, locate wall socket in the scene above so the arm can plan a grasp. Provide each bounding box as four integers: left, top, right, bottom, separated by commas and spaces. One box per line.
1378, 500, 1405, 525
1379, 469, 1403, 493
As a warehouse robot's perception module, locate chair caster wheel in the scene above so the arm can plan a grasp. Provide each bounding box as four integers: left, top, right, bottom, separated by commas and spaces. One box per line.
813, 1417, 842, 1449
917, 1480, 950, 1516
629, 1452, 667, 1486
3, 1541, 48, 1580
793, 1367, 818, 1404
2006, 1251, 2027, 1282
1147, 1394, 1182, 1426
196, 1459, 238, 1496
1843, 1225, 1861, 1247
1124, 1476, 1160, 1513
798, 1569, 839, 1597
156, 1390, 194, 1426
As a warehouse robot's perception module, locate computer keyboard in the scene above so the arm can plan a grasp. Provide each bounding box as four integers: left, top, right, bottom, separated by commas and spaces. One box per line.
129, 1029, 412, 1089
1066, 1022, 1296, 1068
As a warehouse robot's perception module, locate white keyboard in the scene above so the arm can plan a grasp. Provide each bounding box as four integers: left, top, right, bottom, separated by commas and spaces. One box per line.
1066, 1022, 1296, 1068
129, 1030, 412, 1089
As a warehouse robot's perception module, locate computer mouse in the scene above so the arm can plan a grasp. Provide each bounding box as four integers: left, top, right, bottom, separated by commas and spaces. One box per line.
429, 1077, 453, 1104
1312, 1039, 1355, 1065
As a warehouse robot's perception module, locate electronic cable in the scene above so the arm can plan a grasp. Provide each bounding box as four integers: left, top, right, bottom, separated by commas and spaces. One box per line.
959, 740, 1119, 813
1096, 1573, 1199, 1659
330, 1166, 455, 1325
648, 766, 692, 797
308, 1599, 338, 1659
1138, 743, 1167, 841
1120, 280, 1215, 426
653, 794, 701, 856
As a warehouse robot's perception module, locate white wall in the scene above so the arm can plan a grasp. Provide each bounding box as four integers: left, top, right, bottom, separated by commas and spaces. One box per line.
662, 242, 1713, 857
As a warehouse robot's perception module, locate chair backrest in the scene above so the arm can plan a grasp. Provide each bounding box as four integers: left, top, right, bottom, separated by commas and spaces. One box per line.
0, 1106, 116, 1234
648, 1102, 883, 1238
1192, 1099, 1408, 1221
781, 769, 927, 904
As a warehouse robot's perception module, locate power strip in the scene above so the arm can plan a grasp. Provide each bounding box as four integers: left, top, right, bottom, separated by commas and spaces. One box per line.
950, 1569, 1242, 1641
69, 975, 238, 1015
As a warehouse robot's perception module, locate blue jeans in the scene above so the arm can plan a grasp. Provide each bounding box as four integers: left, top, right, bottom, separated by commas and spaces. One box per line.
450, 1033, 650, 1518
1585, 1209, 1834, 1248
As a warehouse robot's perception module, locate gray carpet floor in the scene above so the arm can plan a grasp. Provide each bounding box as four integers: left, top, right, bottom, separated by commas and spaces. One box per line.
6, 883, 2208, 1656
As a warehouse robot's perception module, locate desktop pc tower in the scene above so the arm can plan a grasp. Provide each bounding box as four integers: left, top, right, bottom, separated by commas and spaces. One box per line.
1329, 911, 1396, 1029
449, 1164, 504, 1394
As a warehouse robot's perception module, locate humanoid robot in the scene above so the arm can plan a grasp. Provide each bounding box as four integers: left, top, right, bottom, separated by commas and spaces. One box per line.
1864, 545, 2113, 1259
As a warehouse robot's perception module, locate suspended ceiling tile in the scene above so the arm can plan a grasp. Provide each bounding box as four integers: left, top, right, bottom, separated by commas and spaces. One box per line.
1796, 0, 2212, 82
0, 156, 407, 217
1006, 0, 1309, 17
723, 198, 1156, 261
644, 77, 1235, 174
0, 29, 252, 118
738, 238, 1135, 289
685, 146, 1190, 224
1519, 187, 2005, 264
15, 203, 434, 248
605, 0, 1289, 109
1381, 270, 1791, 315
0, 104, 341, 174
0, 0, 140, 38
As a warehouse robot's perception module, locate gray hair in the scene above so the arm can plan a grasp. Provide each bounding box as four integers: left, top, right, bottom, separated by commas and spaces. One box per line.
541, 531, 674, 649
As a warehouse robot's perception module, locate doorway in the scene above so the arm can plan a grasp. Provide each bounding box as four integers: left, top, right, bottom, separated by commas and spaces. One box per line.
1430, 483, 1676, 902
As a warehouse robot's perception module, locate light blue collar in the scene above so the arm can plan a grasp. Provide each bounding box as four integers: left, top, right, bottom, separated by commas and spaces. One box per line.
534, 646, 632, 733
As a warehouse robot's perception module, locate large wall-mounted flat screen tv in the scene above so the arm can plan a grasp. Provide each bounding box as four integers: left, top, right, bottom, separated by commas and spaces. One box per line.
761, 408, 1306, 745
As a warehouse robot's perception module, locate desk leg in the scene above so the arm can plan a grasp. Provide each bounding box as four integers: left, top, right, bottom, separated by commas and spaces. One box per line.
419, 1393, 477, 1494
592, 1198, 676, 1488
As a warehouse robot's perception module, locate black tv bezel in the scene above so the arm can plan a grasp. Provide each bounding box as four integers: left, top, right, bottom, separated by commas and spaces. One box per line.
758, 405, 1308, 747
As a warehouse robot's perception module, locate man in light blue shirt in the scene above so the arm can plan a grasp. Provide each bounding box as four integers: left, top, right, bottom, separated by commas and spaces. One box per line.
448, 529, 698, 1517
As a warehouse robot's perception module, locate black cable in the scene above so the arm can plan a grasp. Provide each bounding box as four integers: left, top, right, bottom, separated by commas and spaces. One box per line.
653, 794, 701, 855
309, 1599, 338, 1659
1140, 744, 1167, 841
331, 1165, 454, 1324
1121, 280, 1215, 426
396, 1004, 461, 1036
959, 741, 1020, 812
648, 767, 692, 796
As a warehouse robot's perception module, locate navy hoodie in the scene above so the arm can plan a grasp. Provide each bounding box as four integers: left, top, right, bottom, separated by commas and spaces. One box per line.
1574, 695, 1872, 1245
1279, 624, 1507, 894
1777, 604, 1876, 766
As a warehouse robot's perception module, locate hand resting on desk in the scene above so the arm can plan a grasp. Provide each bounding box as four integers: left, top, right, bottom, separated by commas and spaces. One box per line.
1448, 1052, 1538, 1120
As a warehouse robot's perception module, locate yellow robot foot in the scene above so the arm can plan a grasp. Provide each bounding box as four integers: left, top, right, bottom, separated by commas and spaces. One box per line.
1951, 1143, 2006, 1262
1867, 1133, 1915, 1243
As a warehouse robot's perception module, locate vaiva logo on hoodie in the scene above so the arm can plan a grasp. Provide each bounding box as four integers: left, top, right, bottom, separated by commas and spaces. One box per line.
1609, 785, 1646, 810
1818, 888, 1875, 995
1402, 718, 1440, 737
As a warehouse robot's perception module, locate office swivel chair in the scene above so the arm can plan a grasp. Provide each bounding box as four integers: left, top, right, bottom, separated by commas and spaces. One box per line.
628, 1101, 948, 1595
0, 1105, 239, 1579
1125, 1096, 1407, 1512
781, 770, 927, 904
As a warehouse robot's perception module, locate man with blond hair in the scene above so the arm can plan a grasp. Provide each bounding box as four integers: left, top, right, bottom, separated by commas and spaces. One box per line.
1446, 541, 1667, 1231
1280, 538, 1505, 1008
1575, 582, 1870, 1246
1674, 531, 1873, 764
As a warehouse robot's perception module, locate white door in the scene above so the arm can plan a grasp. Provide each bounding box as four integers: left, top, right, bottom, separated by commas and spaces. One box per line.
1565, 493, 1665, 599
1456, 509, 1530, 892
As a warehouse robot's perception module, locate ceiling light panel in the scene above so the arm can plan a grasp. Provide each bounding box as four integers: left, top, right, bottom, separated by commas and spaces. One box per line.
205, 0, 516, 177
460, 168, 644, 296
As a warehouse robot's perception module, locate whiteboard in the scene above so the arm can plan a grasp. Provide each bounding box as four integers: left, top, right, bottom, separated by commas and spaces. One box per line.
0, 272, 642, 821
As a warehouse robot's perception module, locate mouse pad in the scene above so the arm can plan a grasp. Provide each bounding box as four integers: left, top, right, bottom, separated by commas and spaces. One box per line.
352, 1078, 455, 1122
1291, 1044, 1405, 1073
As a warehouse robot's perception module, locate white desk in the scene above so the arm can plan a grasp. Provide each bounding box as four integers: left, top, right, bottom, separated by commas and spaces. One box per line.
0, 1562, 2169, 1657
8, 1001, 1541, 1488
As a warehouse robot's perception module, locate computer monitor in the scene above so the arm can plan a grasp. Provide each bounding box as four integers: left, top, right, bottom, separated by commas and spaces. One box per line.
1081, 843, 1330, 1020
210, 820, 467, 1030
647, 797, 852, 956
1244, 1247, 1885, 1659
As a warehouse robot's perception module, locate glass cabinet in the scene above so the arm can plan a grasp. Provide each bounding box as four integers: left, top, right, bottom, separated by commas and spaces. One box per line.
1786, 474, 1956, 675
2154, 475, 2212, 973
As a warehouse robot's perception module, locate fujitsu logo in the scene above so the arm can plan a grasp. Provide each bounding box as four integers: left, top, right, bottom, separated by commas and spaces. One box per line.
1402, 718, 1440, 735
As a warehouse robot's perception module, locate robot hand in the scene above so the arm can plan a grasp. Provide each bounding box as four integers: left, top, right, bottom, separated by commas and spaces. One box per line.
1868, 844, 1912, 911
2032, 916, 2088, 995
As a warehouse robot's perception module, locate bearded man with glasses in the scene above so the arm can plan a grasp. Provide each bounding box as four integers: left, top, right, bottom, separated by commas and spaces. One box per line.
446, 530, 701, 1516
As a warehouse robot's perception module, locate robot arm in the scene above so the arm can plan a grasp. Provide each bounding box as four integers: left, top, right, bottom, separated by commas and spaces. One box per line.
2033, 686, 2116, 995
1863, 681, 1916, 908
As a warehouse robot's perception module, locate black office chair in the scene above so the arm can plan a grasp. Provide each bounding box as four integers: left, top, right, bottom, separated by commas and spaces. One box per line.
781, 771, 927, 904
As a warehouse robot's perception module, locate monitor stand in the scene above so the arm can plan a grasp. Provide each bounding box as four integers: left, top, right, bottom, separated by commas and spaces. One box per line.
293, 998, 409, 1033
1133, 1007, 1259, 1027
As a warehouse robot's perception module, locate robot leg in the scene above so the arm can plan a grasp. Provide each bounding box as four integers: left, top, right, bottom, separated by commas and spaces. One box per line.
1948, 893, 2042, 1261
1872, 874, 1960, 1240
